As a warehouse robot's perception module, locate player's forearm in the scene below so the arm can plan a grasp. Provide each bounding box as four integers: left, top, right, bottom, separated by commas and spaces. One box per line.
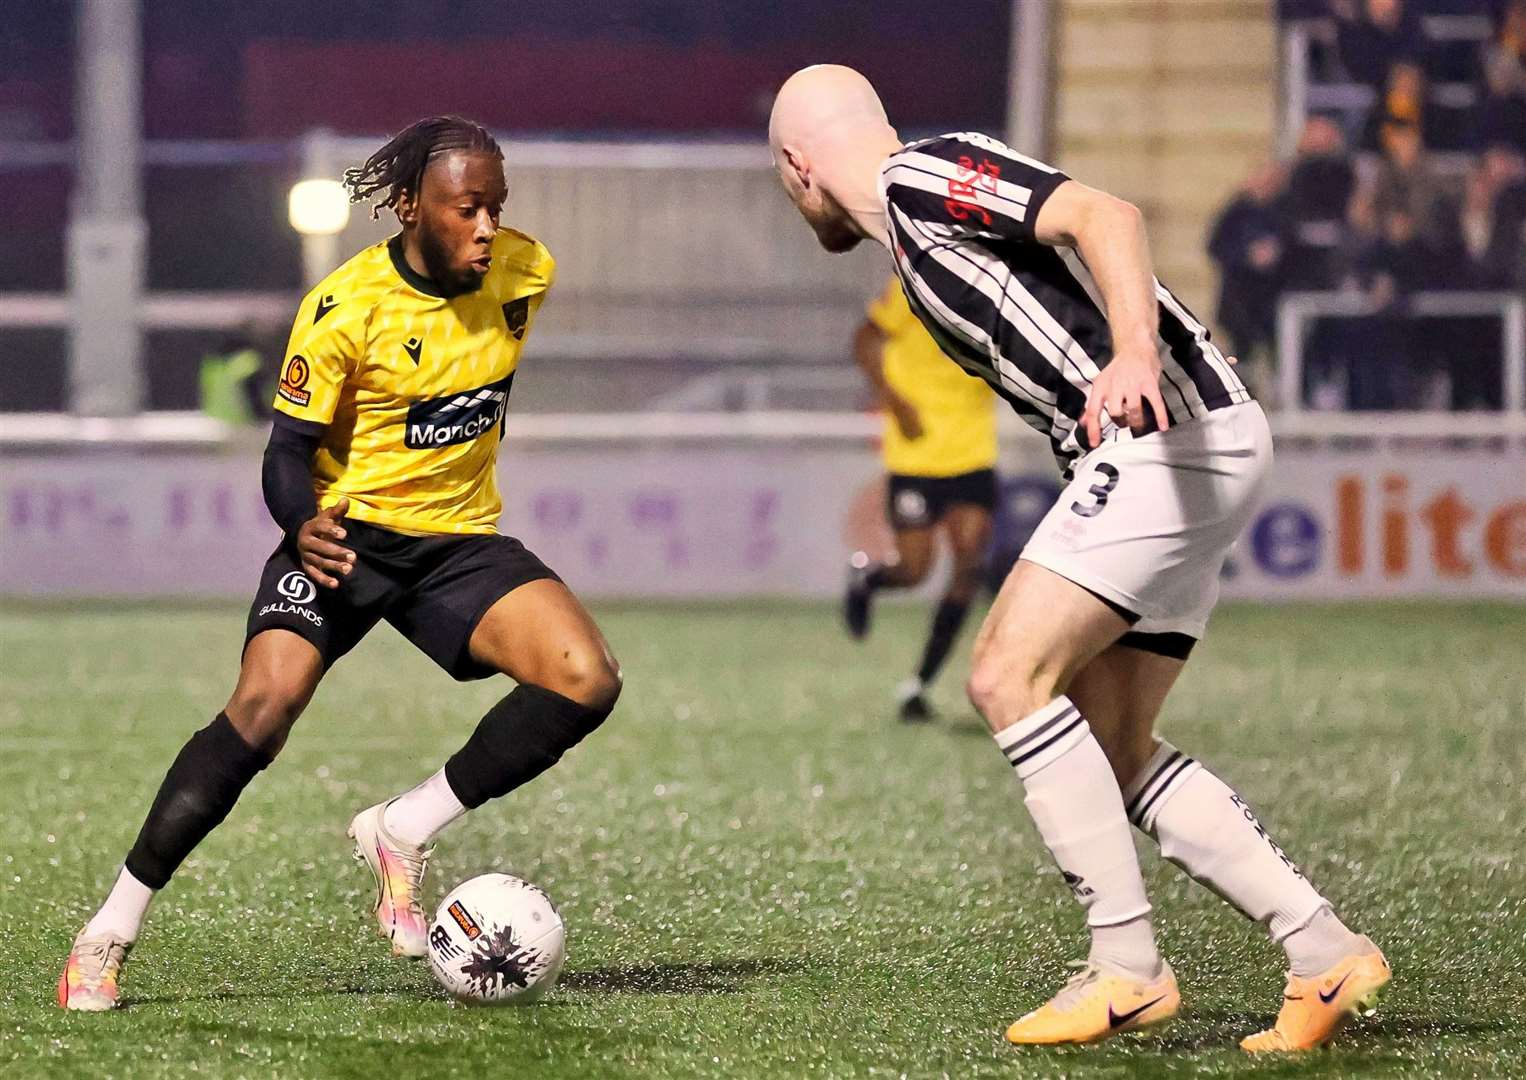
1073, 199, 1160, 359
262, 421, 323, 537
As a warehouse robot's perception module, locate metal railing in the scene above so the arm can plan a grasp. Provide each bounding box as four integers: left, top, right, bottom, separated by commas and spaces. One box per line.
1275, 290, 1526, 434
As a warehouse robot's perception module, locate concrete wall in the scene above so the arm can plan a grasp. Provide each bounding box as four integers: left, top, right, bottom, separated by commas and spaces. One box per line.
1052, 0, 1278, 317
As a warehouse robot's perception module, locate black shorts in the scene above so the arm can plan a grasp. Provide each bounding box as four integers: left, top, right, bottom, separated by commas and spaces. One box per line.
245, 520, 560, 681
886, 469, 998, 530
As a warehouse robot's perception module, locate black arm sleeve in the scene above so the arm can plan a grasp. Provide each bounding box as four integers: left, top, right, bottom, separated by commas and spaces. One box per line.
261, 417, 324, 537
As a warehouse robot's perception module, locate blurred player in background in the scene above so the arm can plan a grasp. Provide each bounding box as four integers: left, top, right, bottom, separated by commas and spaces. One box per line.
58, 116, 621, 1010
848, 277, 997, 722
770, 66, 1388, 1053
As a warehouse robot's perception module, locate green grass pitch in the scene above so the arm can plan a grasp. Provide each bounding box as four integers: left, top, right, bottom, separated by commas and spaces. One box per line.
2, 599, 1523, 1078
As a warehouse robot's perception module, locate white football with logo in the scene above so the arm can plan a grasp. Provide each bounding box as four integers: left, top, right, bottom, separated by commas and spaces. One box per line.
426, 873, 566, 1005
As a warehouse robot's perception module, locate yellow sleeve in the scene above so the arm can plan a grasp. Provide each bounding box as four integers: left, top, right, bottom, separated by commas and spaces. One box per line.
273, 289, 362, 426
865, 277, 911, 335
497, 240, 555, 344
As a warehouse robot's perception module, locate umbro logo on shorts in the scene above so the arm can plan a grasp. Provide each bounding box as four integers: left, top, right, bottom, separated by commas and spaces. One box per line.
404, 374, 515, 449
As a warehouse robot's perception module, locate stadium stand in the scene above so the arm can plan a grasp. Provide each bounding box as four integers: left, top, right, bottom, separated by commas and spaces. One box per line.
1215, 0, 1525, 408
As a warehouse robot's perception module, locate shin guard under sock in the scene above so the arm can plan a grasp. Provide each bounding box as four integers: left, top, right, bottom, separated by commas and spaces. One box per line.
124, 713, 274, 890
443, 684, 612, 809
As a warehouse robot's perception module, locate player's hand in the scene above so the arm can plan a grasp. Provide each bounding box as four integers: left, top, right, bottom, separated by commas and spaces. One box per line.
1081, 347, 1170, 450
296, 497, 354, 589
889, 398, 924, 440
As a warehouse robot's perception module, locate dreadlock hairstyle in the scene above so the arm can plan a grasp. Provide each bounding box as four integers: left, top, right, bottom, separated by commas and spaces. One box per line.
342, 115, 502, 220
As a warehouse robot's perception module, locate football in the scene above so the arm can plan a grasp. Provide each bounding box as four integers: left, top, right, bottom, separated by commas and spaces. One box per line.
426, 874, 566, 1005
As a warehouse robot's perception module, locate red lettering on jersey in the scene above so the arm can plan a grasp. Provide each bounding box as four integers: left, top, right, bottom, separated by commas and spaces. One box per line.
944, 155, 1003, 226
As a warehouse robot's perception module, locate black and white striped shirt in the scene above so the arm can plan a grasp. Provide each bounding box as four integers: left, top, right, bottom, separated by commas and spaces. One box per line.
879, 131, 1251, 471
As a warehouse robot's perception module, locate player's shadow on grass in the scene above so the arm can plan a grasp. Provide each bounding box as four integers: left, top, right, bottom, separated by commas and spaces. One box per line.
560, 957, 802, 996
1150, 1010, 1510, 1052
945, 716, 995, 738
120, 985, 385, 1009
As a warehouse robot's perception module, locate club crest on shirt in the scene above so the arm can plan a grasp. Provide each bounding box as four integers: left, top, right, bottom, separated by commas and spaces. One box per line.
502, 297, 530, 341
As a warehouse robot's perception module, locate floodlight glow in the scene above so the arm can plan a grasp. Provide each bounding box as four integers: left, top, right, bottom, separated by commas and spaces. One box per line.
288, 179, 350, 236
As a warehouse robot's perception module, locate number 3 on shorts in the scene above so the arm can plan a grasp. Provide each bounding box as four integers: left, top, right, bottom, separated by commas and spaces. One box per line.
1070, 463, 1120, 518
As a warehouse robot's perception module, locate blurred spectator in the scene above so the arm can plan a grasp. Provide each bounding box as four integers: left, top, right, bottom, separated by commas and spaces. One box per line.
1500, 0, 1526, 66
1283, 115, 1356, 288
1460, 144, 1526, 288
1476, 28, 1526, 154
1355, 204, 1431, 297
1357, 119, 1456, 252
1207, 161, 1289, 375
1278, 0, 1330, 18
1330, 0, 1422, 91
1326, 203, 1426, 409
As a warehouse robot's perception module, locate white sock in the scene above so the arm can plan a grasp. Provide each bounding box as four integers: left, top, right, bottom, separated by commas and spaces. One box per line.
996, 696, 1161, 981
1125, 741, 1360, 976
83, 866, 155, 942
383, 768, 467, 847
1280, 905, 1366, 978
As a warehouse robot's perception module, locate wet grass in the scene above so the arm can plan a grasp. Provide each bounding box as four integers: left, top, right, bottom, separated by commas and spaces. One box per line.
1, 600, 1522, 1077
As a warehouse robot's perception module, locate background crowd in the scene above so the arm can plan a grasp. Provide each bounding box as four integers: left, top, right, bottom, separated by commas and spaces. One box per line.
1213, 0, 1525, 408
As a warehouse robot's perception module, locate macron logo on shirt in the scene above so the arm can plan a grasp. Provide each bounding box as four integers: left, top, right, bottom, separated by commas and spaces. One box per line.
404, 374, 515, 449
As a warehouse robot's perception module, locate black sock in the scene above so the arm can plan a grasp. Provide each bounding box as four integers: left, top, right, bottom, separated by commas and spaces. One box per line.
443, 684, 613, 809
124, 713, 274, 890
864, 565, 890, 591
916, 598, 972, 685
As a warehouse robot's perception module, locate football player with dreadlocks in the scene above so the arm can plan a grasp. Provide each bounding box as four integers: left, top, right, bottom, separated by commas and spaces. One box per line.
59, 116, 623, 1010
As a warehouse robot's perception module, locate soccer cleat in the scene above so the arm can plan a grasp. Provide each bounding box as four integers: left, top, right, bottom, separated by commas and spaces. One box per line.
1006, 961, 1179, 1046
898, 694, 933, 723
844, 552, 877, 639
57, 929, 132, 1011
1240, 938, 1390, 1053
895, 677, 934, 723
348, 801, 432, 959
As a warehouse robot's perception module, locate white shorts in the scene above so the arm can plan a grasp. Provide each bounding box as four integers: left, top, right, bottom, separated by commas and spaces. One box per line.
1020, 402, 1272, 641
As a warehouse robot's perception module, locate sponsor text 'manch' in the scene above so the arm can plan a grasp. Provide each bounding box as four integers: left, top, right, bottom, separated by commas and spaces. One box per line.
404, 375, 515, 449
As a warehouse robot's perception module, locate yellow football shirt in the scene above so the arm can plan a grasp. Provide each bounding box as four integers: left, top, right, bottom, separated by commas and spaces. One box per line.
867, 278, 998, 478
272, 228, 553, 536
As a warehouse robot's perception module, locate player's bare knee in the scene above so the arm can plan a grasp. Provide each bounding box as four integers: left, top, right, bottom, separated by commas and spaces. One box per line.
889, 551, 932, 586
224, 681, 307, 755
544, 647, 622, 712
968, 646, 1066, 722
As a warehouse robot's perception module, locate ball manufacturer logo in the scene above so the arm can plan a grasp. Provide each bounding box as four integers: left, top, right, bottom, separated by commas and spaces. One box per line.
277, 571, 317, 605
